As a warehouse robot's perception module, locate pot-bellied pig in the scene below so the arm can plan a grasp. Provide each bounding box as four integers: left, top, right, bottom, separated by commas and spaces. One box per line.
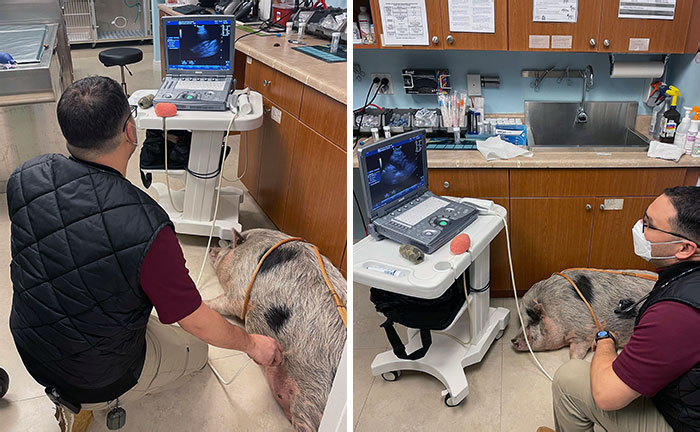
510, 269, 655, 359
206, 228, 347, 432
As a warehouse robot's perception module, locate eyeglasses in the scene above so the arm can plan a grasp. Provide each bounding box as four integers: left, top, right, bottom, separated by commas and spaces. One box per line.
642, 212, 696, 244
122, 105, 137, 132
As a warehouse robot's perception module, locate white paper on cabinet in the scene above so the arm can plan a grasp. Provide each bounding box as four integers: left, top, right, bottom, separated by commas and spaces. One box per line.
533, 0, 578, 23
448, 0, 495, 34
618, 0, 676, 20
378, 0, 429, 46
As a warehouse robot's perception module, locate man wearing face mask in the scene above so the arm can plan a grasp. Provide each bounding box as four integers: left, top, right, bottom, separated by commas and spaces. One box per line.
6, 76, 282, 431
537, 186, 700, 432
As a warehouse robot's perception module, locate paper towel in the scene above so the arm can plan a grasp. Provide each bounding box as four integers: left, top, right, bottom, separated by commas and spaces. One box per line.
610, 62, 665, 79
477, 136, 533, 161
647, 140, 684, 162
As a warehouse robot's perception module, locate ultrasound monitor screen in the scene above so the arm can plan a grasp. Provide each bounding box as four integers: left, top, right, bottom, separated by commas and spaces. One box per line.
363, 133, 425, 213
165, 19, 232, 71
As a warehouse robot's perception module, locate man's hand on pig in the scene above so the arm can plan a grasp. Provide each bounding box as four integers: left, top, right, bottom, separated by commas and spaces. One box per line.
246, 334, 283, 367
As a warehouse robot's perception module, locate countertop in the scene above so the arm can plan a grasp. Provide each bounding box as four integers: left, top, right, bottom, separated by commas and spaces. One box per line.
352, 148, 700, 169
157, 5, 346, 104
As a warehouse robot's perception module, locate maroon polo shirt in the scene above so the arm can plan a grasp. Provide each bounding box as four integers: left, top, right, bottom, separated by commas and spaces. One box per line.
139, 226, 202, 324
612, 301, 700, 397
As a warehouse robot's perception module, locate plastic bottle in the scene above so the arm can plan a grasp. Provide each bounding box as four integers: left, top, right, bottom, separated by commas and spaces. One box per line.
650, 100, 666, 139
358, 7, 371, 38
659, 86, 681, 144
674, 106, 693, 148
688, 113, 700, 156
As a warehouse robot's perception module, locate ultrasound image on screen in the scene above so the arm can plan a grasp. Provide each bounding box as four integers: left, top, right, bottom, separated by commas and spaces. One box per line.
166, 19, 232, 71
364, 135, 425, 212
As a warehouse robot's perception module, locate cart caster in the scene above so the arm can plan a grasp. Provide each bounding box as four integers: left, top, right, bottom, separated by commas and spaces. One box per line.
0, 368, 9, 399
381, 371, 401, 382
495, 330, 505, 341
443, 393, 463, 408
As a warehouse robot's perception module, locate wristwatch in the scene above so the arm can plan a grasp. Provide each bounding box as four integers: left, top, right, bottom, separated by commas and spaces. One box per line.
595, 330, 617, 347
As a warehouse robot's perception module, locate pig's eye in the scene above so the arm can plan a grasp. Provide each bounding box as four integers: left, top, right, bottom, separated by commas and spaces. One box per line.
526, 308, 541, 325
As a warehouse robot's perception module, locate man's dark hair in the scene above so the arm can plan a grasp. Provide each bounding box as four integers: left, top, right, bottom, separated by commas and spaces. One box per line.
57, 76, 130, 155
664, 186, 700, 244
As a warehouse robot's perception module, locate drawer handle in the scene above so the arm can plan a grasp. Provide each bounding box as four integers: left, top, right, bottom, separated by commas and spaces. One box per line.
443, 181, 450, 188
585, 204, 592, 211
600, 204, 605, 211
432, 36, 439, 45
264, 107, 271, 114
603, 39, 610, 48
263, 79, 271, 87
589, 38, 596, 47
446, 35, 454, 45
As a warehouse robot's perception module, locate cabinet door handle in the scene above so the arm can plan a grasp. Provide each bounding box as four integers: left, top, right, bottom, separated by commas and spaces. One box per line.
589, 38, 596, 47
603, 39, 610, 48
585, 204, 592, 211
263, 80, 271, 87
446, 35, 454, 45
443, 181, 450, 189
264, 107, 271, 114
600, 204, 605, 211
432, 36, 439, 45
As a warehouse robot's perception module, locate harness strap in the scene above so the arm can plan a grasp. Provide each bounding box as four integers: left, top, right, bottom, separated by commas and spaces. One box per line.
240, 237, 347, 328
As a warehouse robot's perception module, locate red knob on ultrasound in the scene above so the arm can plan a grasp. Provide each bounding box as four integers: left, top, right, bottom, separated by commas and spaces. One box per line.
155, 102, 177, 118
450, 234, 471, 255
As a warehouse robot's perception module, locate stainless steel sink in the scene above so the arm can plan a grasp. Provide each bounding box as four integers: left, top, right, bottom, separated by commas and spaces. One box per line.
524, 101, 649, 151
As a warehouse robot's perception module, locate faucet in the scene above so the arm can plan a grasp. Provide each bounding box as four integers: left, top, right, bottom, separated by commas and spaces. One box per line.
575, 65, 594, 124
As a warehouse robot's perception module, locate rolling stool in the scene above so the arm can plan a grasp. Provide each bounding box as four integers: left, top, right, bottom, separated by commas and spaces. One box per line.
98, 47, 143, 95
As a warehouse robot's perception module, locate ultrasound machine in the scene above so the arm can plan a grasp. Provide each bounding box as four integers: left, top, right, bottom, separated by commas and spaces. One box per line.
155, 16, 235, 111
357, 130, 479, 254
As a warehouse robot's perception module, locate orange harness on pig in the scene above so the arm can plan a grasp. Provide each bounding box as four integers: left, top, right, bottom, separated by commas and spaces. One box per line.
555, 268, 658, 333
240, 237, 347, 328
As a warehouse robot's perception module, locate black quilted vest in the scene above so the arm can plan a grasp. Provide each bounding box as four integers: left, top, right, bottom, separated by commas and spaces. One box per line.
635, 261, 700, 432
7, 154, 172, 404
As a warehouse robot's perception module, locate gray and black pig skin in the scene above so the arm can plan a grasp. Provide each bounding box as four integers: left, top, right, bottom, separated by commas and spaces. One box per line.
206, 229, 347, 432
511, 269, 655, 359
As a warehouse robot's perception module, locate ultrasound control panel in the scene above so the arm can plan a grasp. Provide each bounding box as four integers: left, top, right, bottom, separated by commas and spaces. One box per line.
154, 76, 233, 111
368, 191, 479, 254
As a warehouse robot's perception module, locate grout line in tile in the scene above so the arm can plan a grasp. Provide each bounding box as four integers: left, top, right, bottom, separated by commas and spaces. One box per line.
354, 375, 376, 431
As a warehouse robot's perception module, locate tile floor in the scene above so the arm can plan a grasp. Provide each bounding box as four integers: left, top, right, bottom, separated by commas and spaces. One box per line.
0, 43, 294, 431
353, 283, 595, 432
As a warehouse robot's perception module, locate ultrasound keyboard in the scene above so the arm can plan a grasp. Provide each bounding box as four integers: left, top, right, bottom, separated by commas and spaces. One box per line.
368, 192, 479, 254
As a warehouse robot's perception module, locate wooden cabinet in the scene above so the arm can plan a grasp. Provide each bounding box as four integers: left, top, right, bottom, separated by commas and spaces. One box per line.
599, 0, 693, 53
439, 0, 508, 50
368, 0, 507, 50
284, 123, 347, 266
361, 0, 696, 52
246, 58, 303, 117
508, 0, 602, 52
256, 98, 299, 228
299, 87, 347, 148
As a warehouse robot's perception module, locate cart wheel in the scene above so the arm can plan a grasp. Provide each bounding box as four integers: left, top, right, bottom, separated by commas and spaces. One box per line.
381, 371, 401, 382
495, 330, 505, 341
444, 393, 463, 408
0, 368, 9, 399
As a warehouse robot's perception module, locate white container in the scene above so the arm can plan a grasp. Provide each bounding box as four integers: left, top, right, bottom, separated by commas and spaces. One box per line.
689, 119, 700, 156
358, 7, 371, 37
650, 101, 666, 139
674, 106, 692, 149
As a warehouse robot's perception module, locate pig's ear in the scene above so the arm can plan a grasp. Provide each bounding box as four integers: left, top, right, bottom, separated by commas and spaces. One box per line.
532, 299, 546, 317
233, 230, 244, 246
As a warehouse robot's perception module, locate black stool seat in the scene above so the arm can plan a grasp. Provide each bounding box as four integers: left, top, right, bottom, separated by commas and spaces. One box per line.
98, 48, 143, 67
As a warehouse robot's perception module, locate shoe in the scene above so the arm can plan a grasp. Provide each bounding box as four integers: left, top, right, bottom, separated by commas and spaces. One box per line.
537, 427, 554, 432
55, 407, 93, 432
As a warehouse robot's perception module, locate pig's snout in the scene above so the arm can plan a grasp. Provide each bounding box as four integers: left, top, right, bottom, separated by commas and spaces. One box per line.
511, 333, 528, 351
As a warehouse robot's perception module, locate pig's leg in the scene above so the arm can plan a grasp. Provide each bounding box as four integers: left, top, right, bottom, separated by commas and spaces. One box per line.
568, 340, 590, 359
263, 362, 299, 423
204, 294, 238, 317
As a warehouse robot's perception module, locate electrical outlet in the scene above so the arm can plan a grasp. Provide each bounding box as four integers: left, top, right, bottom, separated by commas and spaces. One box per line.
371, 73, 394, 95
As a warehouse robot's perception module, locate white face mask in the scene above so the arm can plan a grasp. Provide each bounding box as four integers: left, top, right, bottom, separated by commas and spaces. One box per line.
632, 220, 683, 261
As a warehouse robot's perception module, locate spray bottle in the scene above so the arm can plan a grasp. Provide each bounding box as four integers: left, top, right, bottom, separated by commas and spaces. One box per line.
659, 86, 681, 143
649, 86, 668, 138
687, 107, 700, 156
